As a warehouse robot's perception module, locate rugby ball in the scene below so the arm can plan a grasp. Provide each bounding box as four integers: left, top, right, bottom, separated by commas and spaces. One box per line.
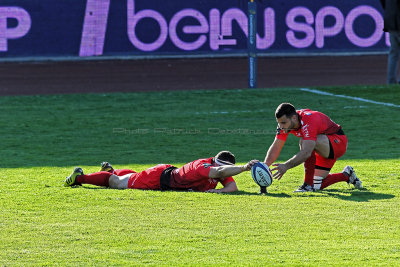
251, 162, 273, 187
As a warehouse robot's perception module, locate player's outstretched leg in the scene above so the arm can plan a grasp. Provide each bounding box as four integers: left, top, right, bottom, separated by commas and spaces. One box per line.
318, 166, 363, 190
343, 166, 363, 189
64, 167, 83, 187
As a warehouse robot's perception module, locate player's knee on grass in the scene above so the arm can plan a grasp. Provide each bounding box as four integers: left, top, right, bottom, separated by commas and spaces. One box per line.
108, 174, 128, 189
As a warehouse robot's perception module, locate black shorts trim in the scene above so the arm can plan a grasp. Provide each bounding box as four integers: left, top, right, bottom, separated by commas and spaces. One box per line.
160, 166, 177, 191
315, 165, 331, 171
326, 128, 345, 159
328, 139, 334, 159
336, 128, 345, 135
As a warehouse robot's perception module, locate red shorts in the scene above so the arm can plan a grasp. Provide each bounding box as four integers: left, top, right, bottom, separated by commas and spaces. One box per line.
127, 164, 173, 190
315, 134, 347, 169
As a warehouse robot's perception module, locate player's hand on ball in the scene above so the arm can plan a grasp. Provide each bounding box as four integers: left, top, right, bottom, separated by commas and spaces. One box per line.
271, 163, 289, 180
243, 159, 259, 171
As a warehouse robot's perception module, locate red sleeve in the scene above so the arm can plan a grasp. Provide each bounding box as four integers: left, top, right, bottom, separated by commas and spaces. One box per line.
275, 126, 288, 141
221, 176, 235, 186
194, 161, 212, 178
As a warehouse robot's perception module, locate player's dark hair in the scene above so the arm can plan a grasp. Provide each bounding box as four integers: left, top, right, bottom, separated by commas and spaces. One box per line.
215, 151, 236, 165
275, 103, 297, 119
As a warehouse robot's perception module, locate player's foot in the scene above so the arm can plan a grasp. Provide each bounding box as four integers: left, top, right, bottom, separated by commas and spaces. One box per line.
293, 182, 315, 193
64, 167, 83, 187
343, 166, 363, 189
100, 162, 113, 172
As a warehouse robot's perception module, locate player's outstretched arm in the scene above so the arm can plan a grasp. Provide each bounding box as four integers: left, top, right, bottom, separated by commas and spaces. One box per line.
206, 181, 238, 193
264, 138, 285, 166
208, 159, 259, 179
284, 139, 315, 169
271, 139, 315, 180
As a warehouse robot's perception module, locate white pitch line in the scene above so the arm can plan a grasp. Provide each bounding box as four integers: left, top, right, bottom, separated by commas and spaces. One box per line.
195, 109, 267, 115
300, 88, 400, 108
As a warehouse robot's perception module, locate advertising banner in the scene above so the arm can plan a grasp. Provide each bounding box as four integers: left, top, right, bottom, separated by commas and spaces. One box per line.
0, 0, 388, 60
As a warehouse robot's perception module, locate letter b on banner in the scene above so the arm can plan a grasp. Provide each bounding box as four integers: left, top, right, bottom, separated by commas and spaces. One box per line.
127, 0, 168, 51
0, 7, 31, 51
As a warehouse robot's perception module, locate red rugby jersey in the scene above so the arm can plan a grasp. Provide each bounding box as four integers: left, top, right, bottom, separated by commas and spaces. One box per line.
170, 157, 235, 191
276, 109, 342, 141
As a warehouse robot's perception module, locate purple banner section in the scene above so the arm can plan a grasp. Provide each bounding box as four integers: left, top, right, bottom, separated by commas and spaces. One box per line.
79, 0, 110, 57
0, 0, 389, 60
0, 7, 31, 51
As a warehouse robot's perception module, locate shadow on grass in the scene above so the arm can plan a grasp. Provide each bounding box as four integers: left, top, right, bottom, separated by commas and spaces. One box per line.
81, 186, 109, 190
231, 190, 292, 198
73, 186, 393, 202
317, 188, 395, 202
75, 186, 292, 198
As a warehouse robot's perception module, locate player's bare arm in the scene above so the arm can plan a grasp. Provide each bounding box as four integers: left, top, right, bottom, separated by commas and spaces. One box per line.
208, 159, 259, 179
264, 137, 285, 166
206, 180, 238, 193
271, 139, 316, 180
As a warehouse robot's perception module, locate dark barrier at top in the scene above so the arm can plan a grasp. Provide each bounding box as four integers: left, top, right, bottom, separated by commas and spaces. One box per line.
0, 0, 388, 60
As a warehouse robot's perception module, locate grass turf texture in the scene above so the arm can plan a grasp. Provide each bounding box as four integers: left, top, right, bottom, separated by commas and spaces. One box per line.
1, 85, 400, 265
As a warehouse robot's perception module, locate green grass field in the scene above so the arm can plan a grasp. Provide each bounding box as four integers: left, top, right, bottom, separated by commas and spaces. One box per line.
1, 85, 400, 265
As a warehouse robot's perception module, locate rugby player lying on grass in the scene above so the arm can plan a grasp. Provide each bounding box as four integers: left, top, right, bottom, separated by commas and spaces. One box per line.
64, 151, 258, 193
